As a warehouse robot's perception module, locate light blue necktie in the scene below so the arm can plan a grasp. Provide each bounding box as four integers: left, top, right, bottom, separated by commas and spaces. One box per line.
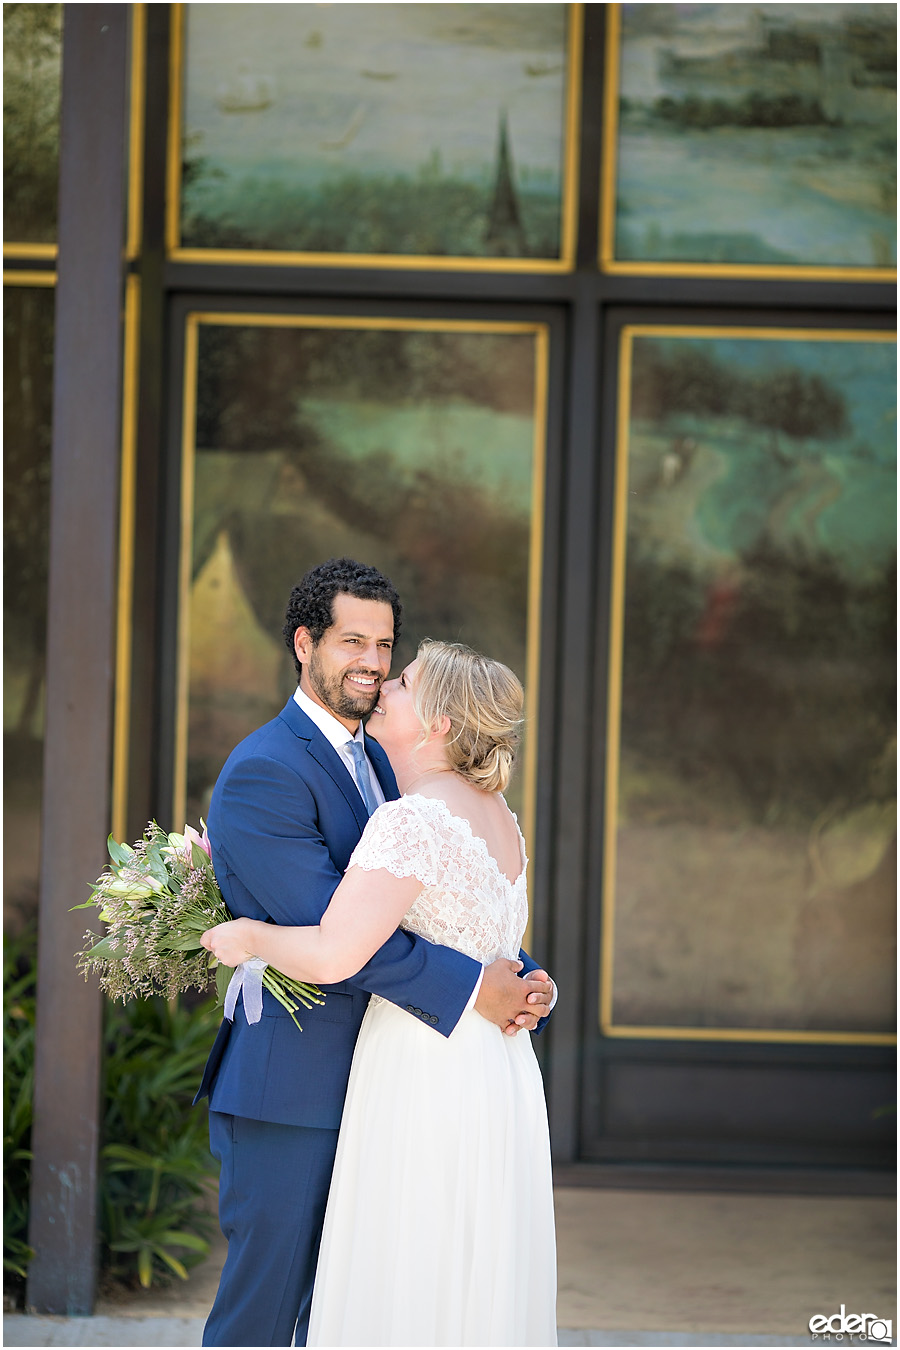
348, 740, 379, 817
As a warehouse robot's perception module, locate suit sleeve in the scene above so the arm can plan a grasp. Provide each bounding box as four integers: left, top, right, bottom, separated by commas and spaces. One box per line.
517, 947, 554, 1036
210, 754, 481, 1037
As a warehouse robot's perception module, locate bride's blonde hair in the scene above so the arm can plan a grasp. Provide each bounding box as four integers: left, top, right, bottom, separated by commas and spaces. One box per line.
412, 640, 524, 794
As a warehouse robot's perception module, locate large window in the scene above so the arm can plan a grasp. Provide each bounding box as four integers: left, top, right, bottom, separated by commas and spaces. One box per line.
602, 324, 896, 1042
173, 312, 549, 857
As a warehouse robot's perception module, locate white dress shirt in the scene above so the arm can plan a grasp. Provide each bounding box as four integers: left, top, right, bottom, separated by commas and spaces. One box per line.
293, 684, 386, 808
291, 684, 556, 1018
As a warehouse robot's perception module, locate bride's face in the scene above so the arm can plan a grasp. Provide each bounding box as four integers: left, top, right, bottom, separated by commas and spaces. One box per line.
367, 659, 421, 754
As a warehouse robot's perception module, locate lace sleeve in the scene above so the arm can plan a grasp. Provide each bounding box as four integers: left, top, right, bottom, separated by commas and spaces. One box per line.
348, 798, 440, 888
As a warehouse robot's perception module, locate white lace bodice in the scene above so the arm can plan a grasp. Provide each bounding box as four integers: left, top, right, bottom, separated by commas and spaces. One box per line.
348, 794, 528, 965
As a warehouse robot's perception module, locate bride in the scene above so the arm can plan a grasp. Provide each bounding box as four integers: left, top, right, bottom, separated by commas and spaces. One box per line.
202, 640, 557, 1347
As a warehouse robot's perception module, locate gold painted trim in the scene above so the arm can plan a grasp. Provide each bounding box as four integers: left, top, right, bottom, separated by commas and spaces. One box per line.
598, 0, 621, 276
3, 243, 58, 260
615, 324, 897, 345
601, 322, 898, 1047
165, 0, 185, 260
599, 320, 634, 1037
183, 313, 547, 336
521, 323, 550, 949
126, 3, 147, 261
173, 311, 549, 867
605, 1025, 898, 1047
173, 312, 201, 828
599, 4, 897, 284
111, 274, 142, 841
167, 2, 580, 273
559, 3, 583, 272
170, 248, 574, 274
3, 270, 57, 287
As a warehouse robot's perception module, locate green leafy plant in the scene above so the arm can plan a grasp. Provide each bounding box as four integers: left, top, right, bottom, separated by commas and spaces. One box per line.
99, 994, 220, 1289
3, 927, 37, 1300
3, 926, 222, 1300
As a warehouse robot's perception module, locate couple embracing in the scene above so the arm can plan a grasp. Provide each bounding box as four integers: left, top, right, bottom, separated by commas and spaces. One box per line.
196, 558, 558, 1347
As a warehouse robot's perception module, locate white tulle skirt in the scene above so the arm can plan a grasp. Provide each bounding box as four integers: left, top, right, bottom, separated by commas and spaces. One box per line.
307, 997, 557, 1347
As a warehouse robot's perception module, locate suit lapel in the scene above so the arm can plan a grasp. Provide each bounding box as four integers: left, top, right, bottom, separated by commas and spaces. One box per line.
306, 737, 369, 832
278, 698, 369, 832
366, 736, 399, 802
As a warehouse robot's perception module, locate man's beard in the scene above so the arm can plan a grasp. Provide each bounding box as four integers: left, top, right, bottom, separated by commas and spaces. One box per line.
308, 646, 381, 720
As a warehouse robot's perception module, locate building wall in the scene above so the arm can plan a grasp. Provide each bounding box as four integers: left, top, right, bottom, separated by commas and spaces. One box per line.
4, 2, 896, 1175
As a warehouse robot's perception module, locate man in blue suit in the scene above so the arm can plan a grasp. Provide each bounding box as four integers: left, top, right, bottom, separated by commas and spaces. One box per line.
196, 558, 555, 1347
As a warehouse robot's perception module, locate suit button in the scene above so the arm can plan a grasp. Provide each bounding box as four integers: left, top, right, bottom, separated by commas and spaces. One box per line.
429, 1015, 438, 1025
413, 1007, 423, 1017
406, 1005, 415, 1014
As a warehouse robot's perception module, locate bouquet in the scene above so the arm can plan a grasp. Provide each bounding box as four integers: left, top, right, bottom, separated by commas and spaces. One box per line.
74, 821, 323, 1030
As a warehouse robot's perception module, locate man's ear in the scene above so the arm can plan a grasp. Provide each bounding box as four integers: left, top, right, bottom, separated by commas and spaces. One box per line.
294, 626, 313, 665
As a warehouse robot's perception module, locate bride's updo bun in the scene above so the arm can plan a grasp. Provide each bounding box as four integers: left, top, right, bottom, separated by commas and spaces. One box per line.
413, 640, 524, 794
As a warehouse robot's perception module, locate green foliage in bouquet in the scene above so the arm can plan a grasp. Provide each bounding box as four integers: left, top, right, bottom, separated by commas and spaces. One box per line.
74, 821, 323, 1029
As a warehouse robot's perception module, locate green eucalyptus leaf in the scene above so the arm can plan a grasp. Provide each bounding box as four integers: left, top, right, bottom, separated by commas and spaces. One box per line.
191, 842, 212, 871
83, 935, 126, 962
70, 898, 98, 911
159, 933, 204, 953
215, 960, 232, 1006
107, 836, 135, 867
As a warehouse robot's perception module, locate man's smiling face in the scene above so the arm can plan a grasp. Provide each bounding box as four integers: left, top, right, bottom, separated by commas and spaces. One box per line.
295, 592, 395, 731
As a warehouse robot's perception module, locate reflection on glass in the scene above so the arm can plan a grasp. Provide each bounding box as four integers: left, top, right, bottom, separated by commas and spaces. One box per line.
182, 319, 543, 828
180, 3, 570, 259
608, 329, 896, 1035
3, 285, 54, 930
612, 3, 896, 269
3, 4, 62, 245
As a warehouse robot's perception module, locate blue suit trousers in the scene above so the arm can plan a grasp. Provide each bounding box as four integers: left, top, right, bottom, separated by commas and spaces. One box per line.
202, 1112, 340, 1347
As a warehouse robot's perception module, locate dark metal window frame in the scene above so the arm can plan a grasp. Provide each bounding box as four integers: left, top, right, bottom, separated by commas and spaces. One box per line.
126, 3, 896, 1176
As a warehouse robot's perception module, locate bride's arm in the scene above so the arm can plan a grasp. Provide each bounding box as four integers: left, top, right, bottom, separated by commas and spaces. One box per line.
201, 865, 423, 984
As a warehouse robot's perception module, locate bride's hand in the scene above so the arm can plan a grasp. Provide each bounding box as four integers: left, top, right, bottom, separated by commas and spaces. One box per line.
201, 918, 255, 967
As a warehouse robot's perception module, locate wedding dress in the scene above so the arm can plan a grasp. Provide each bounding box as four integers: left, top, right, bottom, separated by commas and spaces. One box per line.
307, 794, 557, 1348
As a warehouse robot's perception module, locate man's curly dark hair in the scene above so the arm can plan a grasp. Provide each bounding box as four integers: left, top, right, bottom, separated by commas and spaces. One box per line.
282, 558, 402, 680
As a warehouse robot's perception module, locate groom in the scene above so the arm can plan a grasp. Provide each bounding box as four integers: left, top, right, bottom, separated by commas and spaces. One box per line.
195, 558, 555, 1347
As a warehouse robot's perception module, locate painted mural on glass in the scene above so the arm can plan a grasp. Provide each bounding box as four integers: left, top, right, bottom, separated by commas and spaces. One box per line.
183, 320, 541, 826
4, 285, 54, 929
608, 330, 896, 1035
612, 3, 896, 269
3, 3, 62, 245
180, 4, 570, 259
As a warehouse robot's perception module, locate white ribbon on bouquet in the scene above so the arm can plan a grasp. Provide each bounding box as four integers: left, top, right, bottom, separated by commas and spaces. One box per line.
224, 957, 268, 1025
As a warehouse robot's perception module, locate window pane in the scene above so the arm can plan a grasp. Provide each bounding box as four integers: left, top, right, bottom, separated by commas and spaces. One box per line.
179, 318, 545, 831
611, 3, 897, 270
180, 3, 572, 262
4, 285, 54, 929
3, 4, 62, 245
606, 328, 896, 1036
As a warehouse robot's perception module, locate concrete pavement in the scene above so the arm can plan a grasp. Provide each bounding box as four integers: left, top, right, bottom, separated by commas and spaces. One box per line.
4, 1185, 895, 1348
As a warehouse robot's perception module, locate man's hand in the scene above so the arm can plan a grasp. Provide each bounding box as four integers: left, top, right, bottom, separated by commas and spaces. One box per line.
475, 958, 554, 1036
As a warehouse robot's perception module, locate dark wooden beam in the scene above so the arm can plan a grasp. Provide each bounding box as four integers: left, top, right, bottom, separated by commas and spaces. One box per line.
27, 4, 130, 1315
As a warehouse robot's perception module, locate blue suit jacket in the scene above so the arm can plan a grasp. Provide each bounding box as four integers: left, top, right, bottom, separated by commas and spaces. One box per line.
195, 697, 544, 1130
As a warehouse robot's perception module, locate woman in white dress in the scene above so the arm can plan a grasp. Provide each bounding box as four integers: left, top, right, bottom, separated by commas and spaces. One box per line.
202, 640, 557, 1347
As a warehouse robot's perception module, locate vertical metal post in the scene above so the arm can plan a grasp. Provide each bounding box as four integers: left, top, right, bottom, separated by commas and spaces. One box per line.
27, 4, 130, 1315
